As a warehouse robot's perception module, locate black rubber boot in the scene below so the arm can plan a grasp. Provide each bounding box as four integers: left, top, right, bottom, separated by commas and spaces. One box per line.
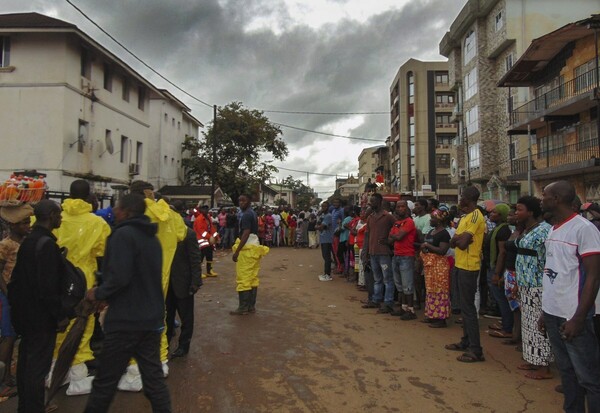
230, 290, 251, 315
248, 287, 258, 313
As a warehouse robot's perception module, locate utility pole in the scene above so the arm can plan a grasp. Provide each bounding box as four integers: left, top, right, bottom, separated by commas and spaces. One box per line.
210, 104, 217, 208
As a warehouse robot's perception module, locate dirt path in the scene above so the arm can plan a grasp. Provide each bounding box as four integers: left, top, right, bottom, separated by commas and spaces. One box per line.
4, 247, 563, 412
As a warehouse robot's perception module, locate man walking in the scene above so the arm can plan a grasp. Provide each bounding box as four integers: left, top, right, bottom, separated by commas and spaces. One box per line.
166, 220, 202, 358
363, 193, 396, 311
540, 181, 600, 413
194, 205, 218, 277
9, 200, 66, 413
84, 194, 171, 413
446, 186, 486, 362
52, 179, 111, 395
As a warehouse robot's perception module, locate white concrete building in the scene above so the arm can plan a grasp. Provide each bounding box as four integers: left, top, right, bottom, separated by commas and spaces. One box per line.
0, 12, 201, 199
358, 145, 384, 193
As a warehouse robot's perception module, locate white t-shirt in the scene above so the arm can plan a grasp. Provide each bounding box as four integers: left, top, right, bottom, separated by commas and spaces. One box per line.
272, 214, 281, 227
543, 214, 600, 319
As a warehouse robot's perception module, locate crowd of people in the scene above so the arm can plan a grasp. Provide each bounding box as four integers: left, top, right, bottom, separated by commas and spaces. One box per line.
313, 181, 600, 413
0, 180, 267, 413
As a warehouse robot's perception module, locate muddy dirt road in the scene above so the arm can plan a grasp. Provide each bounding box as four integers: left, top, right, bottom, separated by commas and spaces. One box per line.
4, 247, 563, 412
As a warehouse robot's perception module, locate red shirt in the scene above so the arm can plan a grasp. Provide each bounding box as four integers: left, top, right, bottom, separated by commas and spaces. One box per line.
356, 221, 367, 249
389, 217, 416, 256
347, 216, 360, 245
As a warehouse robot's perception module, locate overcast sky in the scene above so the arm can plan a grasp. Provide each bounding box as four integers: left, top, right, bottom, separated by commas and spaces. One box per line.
5, 0, 465, 198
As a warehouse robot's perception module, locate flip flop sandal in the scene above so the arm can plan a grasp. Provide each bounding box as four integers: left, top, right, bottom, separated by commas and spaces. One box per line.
0, 385, 16, 399
457, 352, 485, 363
517, 363, 540, 371
489, 330, 513, 338
525, 372, 553, 380
445, 343, 468, 352
488, 322, 503, 331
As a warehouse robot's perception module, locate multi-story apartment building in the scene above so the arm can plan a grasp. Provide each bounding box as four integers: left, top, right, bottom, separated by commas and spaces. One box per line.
358, 145, 385, 193
499, 15, 600, 202
439, 0, 599, 202
390, 59, 457, 202
0, 13, 201, 198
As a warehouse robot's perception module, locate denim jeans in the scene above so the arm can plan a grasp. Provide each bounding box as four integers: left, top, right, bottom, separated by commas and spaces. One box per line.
457, 268, 482, 356
222, 228, 235, 248
370, 254, 394, 306
544, 312, 600, 413
486, 267, 513, 333
392, 255, 415, 294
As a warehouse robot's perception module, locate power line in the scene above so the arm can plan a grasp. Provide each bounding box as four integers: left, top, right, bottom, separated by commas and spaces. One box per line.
272, 122, 385, 142
261, 109, 388, 115
275, 165, 356, 177
65, 0, 213, 108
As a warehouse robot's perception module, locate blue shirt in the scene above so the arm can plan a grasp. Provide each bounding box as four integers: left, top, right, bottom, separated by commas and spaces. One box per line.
330, 206, 344, 232
319, 212, 334, 244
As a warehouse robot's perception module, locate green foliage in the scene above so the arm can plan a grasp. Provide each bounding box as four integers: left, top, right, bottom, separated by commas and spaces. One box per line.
182, 102, 288, 205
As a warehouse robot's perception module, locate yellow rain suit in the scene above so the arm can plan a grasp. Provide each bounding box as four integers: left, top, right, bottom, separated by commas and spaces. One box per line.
53, 199, 111, 364
144, 198, 187, 361
232, 234, 269, 292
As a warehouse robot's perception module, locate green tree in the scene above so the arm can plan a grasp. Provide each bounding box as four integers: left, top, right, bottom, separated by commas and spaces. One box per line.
182, 102, 288, 205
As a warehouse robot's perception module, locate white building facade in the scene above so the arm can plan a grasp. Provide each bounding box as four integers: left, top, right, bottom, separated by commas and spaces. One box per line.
0, 13, 201, 199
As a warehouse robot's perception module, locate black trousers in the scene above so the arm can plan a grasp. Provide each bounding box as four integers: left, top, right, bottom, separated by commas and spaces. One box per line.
321, 243, 332, 275
17, 328, 56, 413
200, 247, 213, 273
84, 330, 171, 413
165, 286, 195, 352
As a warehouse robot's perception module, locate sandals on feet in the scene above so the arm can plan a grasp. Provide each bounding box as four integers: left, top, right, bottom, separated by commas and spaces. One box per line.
517, 363, 540, 371
457, 352, 485, 363
445, 342, 468, 352
489, 330, 513, 338
525, 371, 553, 380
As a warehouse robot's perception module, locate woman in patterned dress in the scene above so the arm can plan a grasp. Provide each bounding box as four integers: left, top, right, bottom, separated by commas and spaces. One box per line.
420, 209, 451, 328
514, 196, 553, 380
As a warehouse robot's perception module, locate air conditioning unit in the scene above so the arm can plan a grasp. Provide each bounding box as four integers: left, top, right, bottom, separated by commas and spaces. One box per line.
128, 163, 140, 176
459, 169, 467, 178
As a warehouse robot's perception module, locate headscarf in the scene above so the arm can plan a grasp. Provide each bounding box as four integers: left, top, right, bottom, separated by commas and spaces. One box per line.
494, 203, 510, 222
431, 208, 449, 224
0, 204, 34, 224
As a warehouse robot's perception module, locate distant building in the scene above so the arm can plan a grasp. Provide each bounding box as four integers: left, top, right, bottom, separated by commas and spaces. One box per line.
358, 145, 385, 193
389, 59, 457, 202
0, 12, 202, 198
158, 185, 224, 207
439, 0, 600, 202
499, 15, 600, 202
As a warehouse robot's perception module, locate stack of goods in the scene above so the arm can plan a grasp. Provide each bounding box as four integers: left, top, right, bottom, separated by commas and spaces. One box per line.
0, 174, 47, 205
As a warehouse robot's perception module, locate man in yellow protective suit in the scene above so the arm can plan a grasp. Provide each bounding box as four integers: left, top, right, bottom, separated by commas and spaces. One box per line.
52, 180, 111, 395
117, 181, 186, 392
230, 194, 269, 315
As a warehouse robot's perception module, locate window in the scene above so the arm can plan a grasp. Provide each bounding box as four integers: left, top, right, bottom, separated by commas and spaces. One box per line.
437, 135, 454, 146
435, 72, 449, 85
177, 121, 181, 129
138, 86, 146, 111
172, 118, 175, 126
0, 36, 10, 67
120, 136, 129, 163
407, 72, 414, 104
495, 11, 504, 31
164, 113, 168, 122
436, 154, 450, 168
574, 59, 596, 93
509, 141, 517, 159
464, 67, 478, 101
464, 30, 476, 65
436, 114, 452, 125
577, 122, 598, 149
122, 77, 130, 102
436, 94, 455, 104
465, 106, 479, 135
77, 120, 88, 153
505, 53, 513, 73
80, 48, 91, 79
103, 63, 112, 91
468, 143, 480, 169
136, 142, 143, 166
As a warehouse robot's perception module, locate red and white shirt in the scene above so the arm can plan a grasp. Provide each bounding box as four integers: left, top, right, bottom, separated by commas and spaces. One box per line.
543, 214, 600, 319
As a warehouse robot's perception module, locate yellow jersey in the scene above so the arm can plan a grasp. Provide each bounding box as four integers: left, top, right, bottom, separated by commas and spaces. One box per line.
454, 209, 485, 271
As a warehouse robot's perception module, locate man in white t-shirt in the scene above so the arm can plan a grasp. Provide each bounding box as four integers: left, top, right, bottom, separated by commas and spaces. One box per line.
272, 212, 281, 247
540, 180, 600, 413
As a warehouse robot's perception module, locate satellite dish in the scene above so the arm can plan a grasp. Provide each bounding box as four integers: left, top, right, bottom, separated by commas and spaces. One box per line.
105, 135, 114, 155
78, 124, 87, 146
450, 158, 457, 177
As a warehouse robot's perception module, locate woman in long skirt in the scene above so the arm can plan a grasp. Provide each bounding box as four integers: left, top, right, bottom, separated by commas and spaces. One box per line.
515, 196, 553, 380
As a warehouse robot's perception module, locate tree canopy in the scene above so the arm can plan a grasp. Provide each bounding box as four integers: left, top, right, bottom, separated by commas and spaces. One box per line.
182, 102, 288, 205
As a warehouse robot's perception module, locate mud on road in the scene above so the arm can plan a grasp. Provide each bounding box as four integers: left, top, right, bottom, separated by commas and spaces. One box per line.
6, 247, 563, 412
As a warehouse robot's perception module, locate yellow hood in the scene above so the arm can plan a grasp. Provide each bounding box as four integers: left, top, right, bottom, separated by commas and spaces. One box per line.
145, 198, 171, 223
62, 198, 92, 215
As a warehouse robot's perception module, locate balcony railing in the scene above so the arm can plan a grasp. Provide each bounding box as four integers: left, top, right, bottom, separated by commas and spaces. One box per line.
435, 102, 454, 109
510, 138, 599, 177
510, 68, 598, 126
